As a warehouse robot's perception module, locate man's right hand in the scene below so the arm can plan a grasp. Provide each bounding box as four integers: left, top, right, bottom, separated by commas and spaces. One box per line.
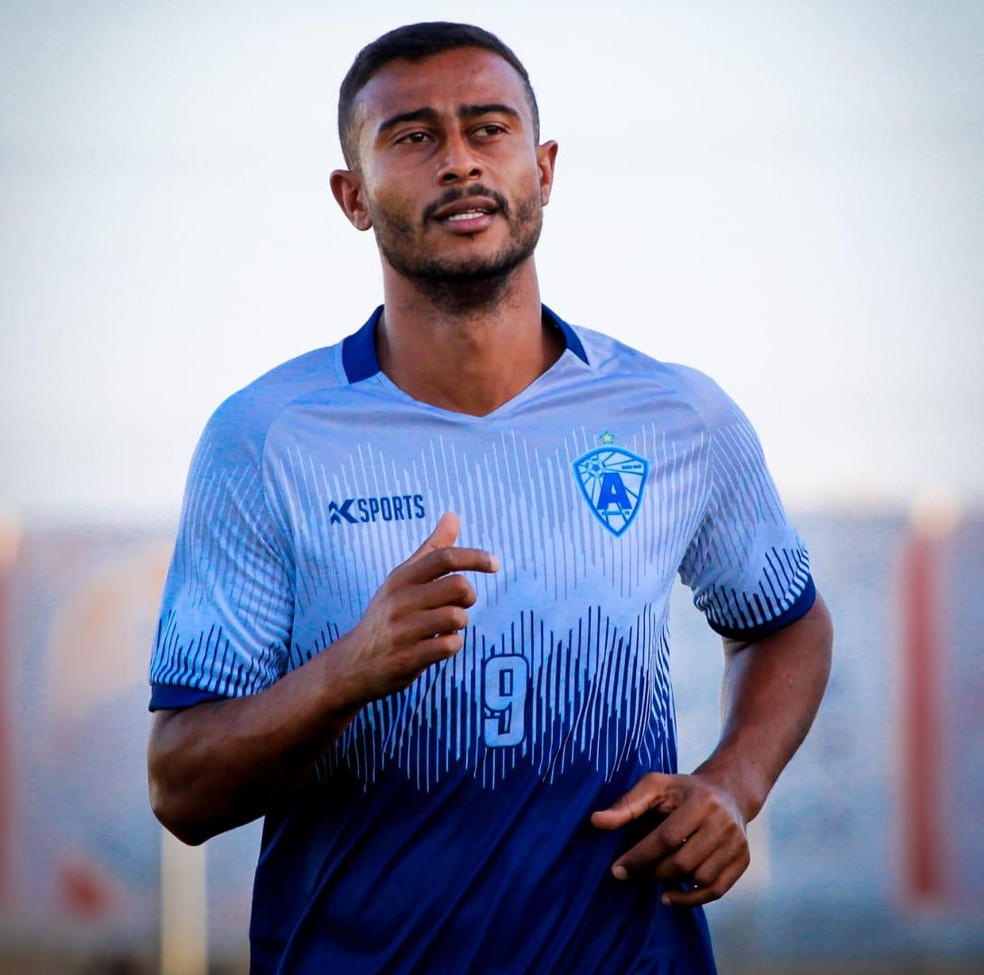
148, 510, 498, 844
343, 511, 500, 702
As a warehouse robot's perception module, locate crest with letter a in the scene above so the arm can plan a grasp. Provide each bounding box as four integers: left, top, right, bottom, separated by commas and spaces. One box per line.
572, 431, 649, 537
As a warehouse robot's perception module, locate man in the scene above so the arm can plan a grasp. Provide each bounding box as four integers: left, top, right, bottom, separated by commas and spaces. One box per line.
148, 22, 832, 974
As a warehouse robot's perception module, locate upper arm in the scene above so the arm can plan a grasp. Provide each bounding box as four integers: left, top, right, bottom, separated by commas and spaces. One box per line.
722, 593, 833, 658
148, 704, 218, 761
147, 707, 181, 767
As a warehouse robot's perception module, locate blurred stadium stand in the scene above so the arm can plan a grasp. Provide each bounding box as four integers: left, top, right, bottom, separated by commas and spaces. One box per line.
0, 508, 981, 974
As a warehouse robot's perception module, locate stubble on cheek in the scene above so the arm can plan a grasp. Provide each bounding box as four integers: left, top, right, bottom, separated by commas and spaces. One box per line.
368, 189, 420, 240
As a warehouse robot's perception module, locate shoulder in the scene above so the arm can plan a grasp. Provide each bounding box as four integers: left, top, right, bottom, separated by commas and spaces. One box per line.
195, 341, 345, 468
568, 320, 745, 431
212, 343, 344, 429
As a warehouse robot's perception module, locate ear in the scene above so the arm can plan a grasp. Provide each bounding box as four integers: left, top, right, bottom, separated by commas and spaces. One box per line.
330, 169, 373, 231
536, 140, 559, 206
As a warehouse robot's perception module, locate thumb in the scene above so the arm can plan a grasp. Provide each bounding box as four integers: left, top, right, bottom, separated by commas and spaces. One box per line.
407, 511, 460, 563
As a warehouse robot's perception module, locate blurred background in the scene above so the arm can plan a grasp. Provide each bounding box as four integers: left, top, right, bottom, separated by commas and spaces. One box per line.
1, 1, 982, 972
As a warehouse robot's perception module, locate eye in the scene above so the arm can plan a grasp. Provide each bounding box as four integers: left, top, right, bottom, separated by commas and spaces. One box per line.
472, 123, 507, 139
395, 130, 433, 145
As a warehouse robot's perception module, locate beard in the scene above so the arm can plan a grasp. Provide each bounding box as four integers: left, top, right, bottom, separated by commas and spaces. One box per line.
369, 183, 543, 314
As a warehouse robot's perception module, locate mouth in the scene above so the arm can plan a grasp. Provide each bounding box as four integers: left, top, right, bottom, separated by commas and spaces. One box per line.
429, 196, 500, 227
429, 198, 499, 236
423, 187, 509, 231
442, 207, 494, 224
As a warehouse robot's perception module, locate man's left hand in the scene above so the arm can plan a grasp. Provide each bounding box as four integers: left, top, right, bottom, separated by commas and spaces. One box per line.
590, 772, 750, 907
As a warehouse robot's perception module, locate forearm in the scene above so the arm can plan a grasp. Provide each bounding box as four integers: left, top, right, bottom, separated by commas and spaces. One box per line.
694, 594, 833, 823
148, 639, 362, 845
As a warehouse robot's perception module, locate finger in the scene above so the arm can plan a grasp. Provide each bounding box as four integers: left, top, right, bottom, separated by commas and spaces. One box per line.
414, 574, 478, 611
400, 545, 500, 585
406, 512, 459, 564
379, 633, 467, 686
610, 805, 705, 879
660, 855, 748, 908
416, 630, 466, 662
380, 627, 468, 681
688, 841, 748, 894
403, 606, 471, 642
648, 823, 718, 882
590, 772, 681, 830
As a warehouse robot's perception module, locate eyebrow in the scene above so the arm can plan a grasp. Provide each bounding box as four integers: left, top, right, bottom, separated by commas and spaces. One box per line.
377, 107, 439, 137
376, 103, 522, 138
460, 103, 521, 122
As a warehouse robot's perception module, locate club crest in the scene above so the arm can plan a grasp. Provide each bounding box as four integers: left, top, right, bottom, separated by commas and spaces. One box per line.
572, 431, 649, 537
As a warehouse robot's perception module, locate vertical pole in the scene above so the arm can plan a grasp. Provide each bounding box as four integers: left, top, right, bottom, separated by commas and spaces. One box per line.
0, 513, 22, 910
900, 494, 956, 904
160, 829, 208, 975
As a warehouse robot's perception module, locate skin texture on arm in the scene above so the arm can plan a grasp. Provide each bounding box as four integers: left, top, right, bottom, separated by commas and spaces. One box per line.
147, 513, 498, 845
592, 594, 833, 906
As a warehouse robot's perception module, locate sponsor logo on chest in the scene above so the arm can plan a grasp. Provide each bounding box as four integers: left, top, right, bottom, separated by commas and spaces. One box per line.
327, 493, 427, 525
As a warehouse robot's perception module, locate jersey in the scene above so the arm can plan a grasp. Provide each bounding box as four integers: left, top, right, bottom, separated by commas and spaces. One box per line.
149, 306, 815, 974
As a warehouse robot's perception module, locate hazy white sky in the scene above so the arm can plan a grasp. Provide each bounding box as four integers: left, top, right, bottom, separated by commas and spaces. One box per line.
2, 0, 982, 521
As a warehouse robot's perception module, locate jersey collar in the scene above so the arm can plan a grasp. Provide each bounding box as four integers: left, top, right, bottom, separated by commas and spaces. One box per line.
341, 305, 589, 385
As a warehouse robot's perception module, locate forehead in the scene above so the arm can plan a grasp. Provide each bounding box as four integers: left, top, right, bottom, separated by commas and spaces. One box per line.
353, 47, 532, 132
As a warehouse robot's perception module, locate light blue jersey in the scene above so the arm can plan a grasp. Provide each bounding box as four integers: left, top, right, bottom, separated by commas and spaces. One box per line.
150, 306, 813, 974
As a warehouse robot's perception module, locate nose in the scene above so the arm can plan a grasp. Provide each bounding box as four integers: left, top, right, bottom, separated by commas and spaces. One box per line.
437, 131, 482, 184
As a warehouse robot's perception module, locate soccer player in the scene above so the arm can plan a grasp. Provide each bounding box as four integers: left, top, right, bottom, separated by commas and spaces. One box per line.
148, 22, 832, 974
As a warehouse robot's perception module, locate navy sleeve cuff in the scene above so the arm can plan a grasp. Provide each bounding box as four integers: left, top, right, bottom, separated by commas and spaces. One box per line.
149, 683, 231, 712
707, 575, 817, 642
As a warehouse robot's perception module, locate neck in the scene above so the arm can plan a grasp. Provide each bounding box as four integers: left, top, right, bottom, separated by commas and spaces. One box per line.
376, 258, 564, 416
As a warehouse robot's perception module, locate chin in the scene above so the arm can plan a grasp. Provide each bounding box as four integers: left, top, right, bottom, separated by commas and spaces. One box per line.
385, 231, 540, 289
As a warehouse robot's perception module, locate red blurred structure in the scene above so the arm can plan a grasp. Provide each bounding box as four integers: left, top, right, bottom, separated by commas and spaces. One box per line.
0, 551, 12, 910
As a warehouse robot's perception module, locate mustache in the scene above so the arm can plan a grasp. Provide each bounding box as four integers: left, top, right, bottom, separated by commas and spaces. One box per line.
421, 185, 510, 225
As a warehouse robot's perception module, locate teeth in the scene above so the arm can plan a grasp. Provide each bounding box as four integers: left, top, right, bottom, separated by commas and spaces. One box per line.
444, 210, 488, 222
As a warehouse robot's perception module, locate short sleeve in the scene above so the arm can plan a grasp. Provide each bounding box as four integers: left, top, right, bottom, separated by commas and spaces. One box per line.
678, 398, 815, 641
149, 409, 294, 710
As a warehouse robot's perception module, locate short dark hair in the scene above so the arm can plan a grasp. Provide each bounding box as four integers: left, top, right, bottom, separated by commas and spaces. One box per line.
338, 22, 540, 168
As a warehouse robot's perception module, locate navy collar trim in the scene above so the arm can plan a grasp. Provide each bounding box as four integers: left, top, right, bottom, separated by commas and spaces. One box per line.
341, 305, 588, 384
341, 307, 385, 384
544, 305, 589, 365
